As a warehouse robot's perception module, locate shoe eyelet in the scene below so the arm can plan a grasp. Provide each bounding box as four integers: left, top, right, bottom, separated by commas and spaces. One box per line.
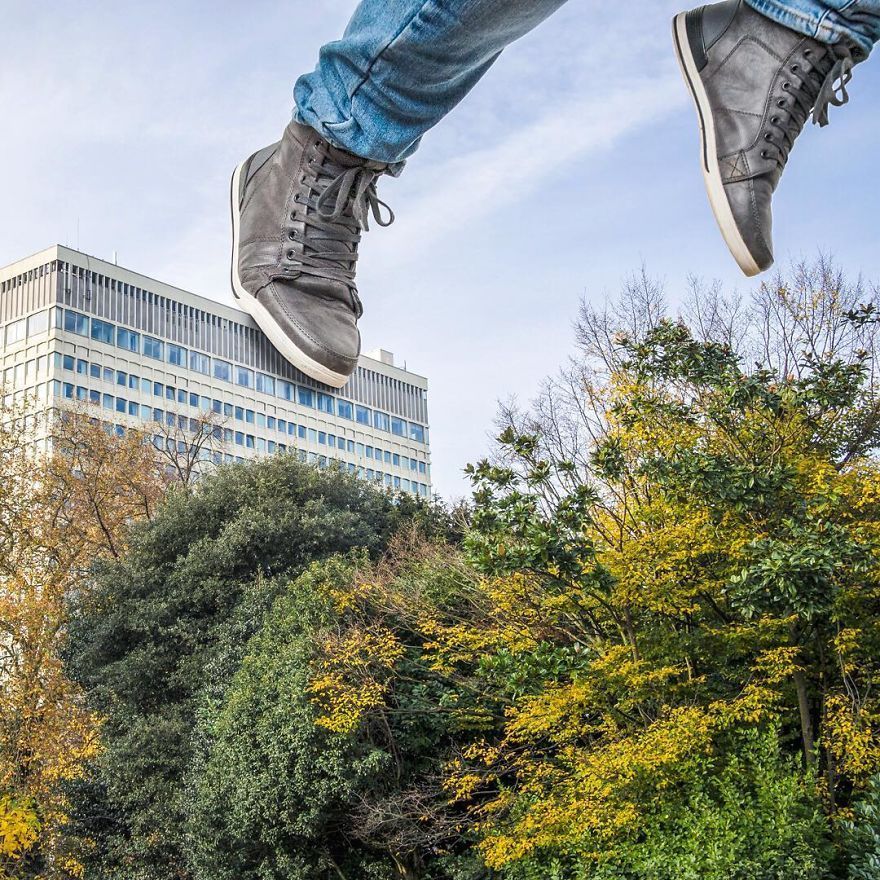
286, 250, 295, 260
764, 132, 774, 141
761, 150, 771, 160
770, 116, 780, 125
804, 49, 813, 58
290, 211, 296, 221
782, 81, 791, 91
791, 64, 800, 73
288, 230, 297, 240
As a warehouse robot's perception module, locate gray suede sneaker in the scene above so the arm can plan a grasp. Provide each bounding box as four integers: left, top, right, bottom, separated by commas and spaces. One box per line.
673, 0, 858, 276
230, 121, 395, 388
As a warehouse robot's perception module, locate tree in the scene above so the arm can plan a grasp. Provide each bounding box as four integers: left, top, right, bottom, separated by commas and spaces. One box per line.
437, 260, 880, 875
1, 408, 167, 879
64, 455, 446, 880
185, 550, 481, 880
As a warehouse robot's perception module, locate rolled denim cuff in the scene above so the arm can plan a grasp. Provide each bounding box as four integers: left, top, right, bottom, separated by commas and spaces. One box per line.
744, 0, 878, 56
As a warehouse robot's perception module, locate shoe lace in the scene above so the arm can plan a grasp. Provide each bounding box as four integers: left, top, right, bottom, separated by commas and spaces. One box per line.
281, 140, 395, 299
762, 43, 857, 171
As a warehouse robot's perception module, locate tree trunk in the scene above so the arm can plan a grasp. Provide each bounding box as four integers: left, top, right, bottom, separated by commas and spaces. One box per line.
793, 669, 815, 768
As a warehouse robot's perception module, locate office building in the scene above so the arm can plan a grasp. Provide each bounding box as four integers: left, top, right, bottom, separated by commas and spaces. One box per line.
0, 245, 431, 496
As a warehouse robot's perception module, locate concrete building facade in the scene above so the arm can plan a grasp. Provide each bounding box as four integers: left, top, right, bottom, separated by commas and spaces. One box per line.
0, 245, 431, 496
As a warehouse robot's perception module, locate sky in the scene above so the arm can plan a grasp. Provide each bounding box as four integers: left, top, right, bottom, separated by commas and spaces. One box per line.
1, 0, 878, 500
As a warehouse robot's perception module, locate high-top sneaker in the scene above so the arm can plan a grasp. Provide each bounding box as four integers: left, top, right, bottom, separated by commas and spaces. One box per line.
231, 121, 395, 388
673, 0, 858, 275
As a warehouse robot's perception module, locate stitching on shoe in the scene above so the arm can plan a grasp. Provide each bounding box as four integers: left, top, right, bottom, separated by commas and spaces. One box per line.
261, 281, 357, 365
747, 177, 773, 263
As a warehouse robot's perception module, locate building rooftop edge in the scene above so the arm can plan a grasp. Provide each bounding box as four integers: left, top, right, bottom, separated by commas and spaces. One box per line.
0, 244, 428, 385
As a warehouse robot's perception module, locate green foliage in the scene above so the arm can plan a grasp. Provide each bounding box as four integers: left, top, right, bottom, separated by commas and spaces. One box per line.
186, 550, 483, 880
65, 456, 442, 879
496, 730, 833, 880
842, 774, 880, 880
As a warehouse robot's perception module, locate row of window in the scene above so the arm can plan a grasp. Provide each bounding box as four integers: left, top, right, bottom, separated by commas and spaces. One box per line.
54, 377, 428, 476
57, 354, 429, 474
50, 307, 428, 443
84, 418, 428, 497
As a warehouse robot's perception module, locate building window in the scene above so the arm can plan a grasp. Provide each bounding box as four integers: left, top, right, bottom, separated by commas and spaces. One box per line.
168, 343, 187, 366
409, 423, 425, 443
317, 392, 335, 415
337, 400, 353, 420
190, 351, 210, 374
298, 387, 314, 407
236, 366, 253, 388
143, 336, 164, 360
278, 380, 295, 401
374, 411, 390, 432
256, 373, 275, 395
90, 363, 101, 379
213, 359, 232, 382
27, 311, 49, 336
91, 318, 114, 344
63, 310, 89, 337
116, 327, 139, 352
391, 417, 406, 437
355, 405, 371, 427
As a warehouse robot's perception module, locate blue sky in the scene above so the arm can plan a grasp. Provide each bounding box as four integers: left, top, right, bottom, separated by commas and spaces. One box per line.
1, 0, 878, 498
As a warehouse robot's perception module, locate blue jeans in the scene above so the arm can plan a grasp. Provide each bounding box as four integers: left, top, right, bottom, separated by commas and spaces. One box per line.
293, 0, 879, 164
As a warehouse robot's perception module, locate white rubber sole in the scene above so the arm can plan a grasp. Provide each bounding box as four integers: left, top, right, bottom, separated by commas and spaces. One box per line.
673, 13, 762, 278
229, 160, 352, 389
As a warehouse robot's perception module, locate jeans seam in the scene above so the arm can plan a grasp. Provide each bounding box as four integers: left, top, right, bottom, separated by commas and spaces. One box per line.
746, 0, 821, 36
348, 0, 437, 106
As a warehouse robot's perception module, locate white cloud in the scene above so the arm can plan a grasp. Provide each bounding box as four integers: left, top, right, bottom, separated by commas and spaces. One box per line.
374, 74, 687, 267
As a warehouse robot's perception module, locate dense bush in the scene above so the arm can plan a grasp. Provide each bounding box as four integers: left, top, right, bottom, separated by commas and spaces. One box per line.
65, 456, 447, 879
